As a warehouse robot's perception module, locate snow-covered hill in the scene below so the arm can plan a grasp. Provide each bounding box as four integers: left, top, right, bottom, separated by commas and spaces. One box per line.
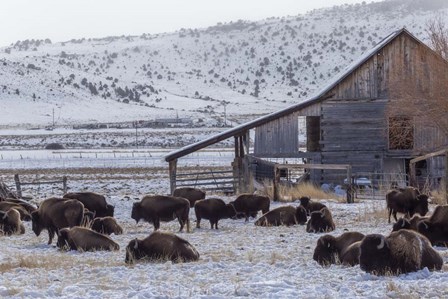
1, 0, 447, 128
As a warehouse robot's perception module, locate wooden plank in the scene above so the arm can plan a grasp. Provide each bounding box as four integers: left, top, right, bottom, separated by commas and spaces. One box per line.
276, 164, 350, 170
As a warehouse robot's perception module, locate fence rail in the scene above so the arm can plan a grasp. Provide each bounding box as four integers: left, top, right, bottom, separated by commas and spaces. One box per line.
173, 168, 237, 194
14, 174, 67, 199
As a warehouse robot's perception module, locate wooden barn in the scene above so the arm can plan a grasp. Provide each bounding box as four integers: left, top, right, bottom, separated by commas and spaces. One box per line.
165, 28, 448, 196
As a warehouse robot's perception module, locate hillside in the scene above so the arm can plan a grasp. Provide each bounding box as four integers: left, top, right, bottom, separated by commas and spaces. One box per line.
1, 0, 447, 128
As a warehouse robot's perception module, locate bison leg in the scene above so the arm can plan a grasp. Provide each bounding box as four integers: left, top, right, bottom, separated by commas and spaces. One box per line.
393, 211, 398, 222
214, 220, 219, 229
153, 218, 160, 231
196, 217, 201, 229
388, 208, 392, 223
48, 228, 55, 245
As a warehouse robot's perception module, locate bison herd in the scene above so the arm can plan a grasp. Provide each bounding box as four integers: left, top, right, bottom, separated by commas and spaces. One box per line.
0, 185, 446, 275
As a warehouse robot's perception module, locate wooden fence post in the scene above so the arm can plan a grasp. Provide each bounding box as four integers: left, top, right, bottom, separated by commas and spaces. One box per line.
62, 176, 67, 194
169, 159, 178, 195
273, 166, 280, 201
346, 165, 353, 203
445, 153, 448, 204
14, 174, 22, 199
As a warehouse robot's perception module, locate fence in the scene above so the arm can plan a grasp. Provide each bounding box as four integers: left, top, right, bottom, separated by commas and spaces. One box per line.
172, 167, 237, 194
14, 174, 67, 199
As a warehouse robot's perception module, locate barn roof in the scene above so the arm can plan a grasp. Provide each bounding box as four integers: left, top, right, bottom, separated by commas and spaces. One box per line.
164, 28, 419, 162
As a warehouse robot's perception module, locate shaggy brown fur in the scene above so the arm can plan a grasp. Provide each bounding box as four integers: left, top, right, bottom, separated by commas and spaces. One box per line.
255, 206, 307, 227
173, 187, 206, 208
306, 207, 335, 233
57, 227, 119, 251
313, 232, 365, 266
0, 208, 25, 235
91, 216, 123, 235
63, 192, 114, 217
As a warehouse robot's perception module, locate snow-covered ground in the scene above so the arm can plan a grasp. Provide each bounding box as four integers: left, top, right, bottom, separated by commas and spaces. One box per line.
0, 174, 447, 298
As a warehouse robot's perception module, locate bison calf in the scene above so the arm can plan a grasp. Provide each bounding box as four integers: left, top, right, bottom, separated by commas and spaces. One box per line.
0, 208, 25, 235
91, 216, 123, 235
255, 205, 307, 227
194, 198, 236, 229
386, 187, 429, 223
306, 207, 335, 233
298, 196, 327, 216
229, 194, 270, 222
57, 227, 119, 251
313, 232, 365, 266
125, 231, 200, 264
173, 187, 206, 208
359, 230, 442, 275
131, 195, 190, 232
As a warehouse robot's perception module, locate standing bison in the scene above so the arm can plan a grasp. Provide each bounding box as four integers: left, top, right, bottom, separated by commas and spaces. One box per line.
254, 206, 307, 227
91, 216, 123, 235
194, 198, 236, 229
359, 230, 443, 275
306, 207, 335, 233
0, 208, 25, 235
31, 197, 84, 244
125, 231, 200, 264
63, 192, 114, 217
229, 194, 270, 222
313, 232, 365, 266
386, 187, 429, 223
131, 195, 190, 232
57, 227, 119, 251
298, 196, 327, 216
173, 187, 206, 208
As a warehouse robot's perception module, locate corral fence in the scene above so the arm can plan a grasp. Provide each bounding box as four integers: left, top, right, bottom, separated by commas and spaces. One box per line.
171, 167, 237, 195
14, 174, 67, 199
350, 172, 409, 199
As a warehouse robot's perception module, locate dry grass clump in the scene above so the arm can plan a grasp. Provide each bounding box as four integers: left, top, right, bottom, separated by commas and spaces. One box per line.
258, 179, 342, 202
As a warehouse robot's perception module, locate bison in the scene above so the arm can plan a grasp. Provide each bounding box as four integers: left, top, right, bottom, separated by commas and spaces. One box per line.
359, 230, 443, 275
386, 187, 429, 223
416, 205, 448, 246
173, 187, 206, 208
306, 207, 335, 233
31, 197, 84, 244
57, 227, 119, 251
91, 216, 123, 235
298, 196, 327, 216
0, 202, 31, 221
63, 192, 114, 217
0, 198, 37, 214
254, 205, 307, 227
229, 194, 270, 222
0, 208, 25, 235
125, 231, 200, 264
313, 232, 365, 266
194, 198, 236, 229
392, 214, 429, 232
131, 195, 190, 232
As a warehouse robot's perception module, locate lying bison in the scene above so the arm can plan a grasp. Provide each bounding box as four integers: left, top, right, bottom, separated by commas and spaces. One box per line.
91, 216, 123, 235
298, 196, 327, 216
0, 202, 31, 221
0, 198, 37, 214
254, 205, 307, 227
417, 205, 448, 246
194, 198, 236, 229
313, 232, 365, 266
173, 187, 206, 208
125, 231, 200, 264
359, 230, 443, 275
306, 207, 335, 233
63, 192, 114, 217
31, 197, 84, 244
386, 187, 429, 223
0, 208, 25, 235
131, 195, 190, 232
229, 194, 270, 222
392, 214, 429, 232
57, 227, 119, 251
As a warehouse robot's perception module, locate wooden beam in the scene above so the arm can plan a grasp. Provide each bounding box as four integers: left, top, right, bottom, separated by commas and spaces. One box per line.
410, 149, 448, 164
276, 164, 351, 170
169, 159, 177, 195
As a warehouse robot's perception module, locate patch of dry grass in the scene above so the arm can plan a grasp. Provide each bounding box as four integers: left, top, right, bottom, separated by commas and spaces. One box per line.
258, 180, 342, 202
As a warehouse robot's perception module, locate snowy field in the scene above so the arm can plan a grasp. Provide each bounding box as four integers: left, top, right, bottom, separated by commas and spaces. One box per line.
0, 179, 448, 298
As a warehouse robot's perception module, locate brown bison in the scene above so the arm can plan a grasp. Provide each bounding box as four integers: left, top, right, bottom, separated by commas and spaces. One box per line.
0, 198, 37, 214
229, 194, 270, 222
63, 192, 114, 217
91, 216, 123, 235
299, 196, 327, 216
386, 187, 429, 223
254, 205, 307, 227
359, 230, 443, 275
0, 208, 25, 235
306, 207, 335, 233
57, 227, 119, 251
194, 198, 236, 229
392, 214, 429, 232
0, 202, 31, 221
31, 197, 84, 244
131, 195, 190, 232
173, 187, 206, 208
313, 232, 365, 266
125, 231, 200, 264
416, 205, 448, 246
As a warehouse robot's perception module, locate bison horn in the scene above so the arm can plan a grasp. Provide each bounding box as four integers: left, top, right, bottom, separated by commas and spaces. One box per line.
2, 212, 7, 220
377, 236, 385, 250
421, 221, 429, 230
133, 239, 139, 249
320, 209, 326, 218
401, 220, 405, 228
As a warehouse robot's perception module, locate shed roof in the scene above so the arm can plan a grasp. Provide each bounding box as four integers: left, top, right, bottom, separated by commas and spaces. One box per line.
164, 28, 419, 162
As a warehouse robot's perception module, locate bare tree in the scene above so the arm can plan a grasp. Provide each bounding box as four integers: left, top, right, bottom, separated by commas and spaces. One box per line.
426, 14, 448, 60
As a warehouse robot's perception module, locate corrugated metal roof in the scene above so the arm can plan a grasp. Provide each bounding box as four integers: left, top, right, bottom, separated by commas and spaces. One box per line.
164, 28, 416, 162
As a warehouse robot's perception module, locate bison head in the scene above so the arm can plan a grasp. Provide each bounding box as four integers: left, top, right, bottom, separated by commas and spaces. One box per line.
299, 196, 311, 207
359, 234, 391, 275
313, 235, 338, 266
295, 206, 307, 225
56, 228, 70, 250
105, 204, 115, 217
415, 194, 429, 217
392, 218, 411, 232
131, 202, 141, 223
31, 211, 43, 236
125, 238, 142, 264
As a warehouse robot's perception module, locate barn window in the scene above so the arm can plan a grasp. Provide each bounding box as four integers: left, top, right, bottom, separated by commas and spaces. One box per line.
306, 116, 321, 152
388, 116, 414, 150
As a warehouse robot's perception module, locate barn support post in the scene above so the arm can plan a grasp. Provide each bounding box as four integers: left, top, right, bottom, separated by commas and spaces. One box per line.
233, 136, 244, 194
169, 159, 178, 195
445, 153, 448, 204
409, 162, 416, 187
346, 165, 354, 203
14, 174, 22, 199
62, 176, 67, 194
273, 166, 281, 201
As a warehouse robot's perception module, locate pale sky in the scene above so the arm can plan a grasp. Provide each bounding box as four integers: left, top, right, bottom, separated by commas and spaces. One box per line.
0, 0, 369, 47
